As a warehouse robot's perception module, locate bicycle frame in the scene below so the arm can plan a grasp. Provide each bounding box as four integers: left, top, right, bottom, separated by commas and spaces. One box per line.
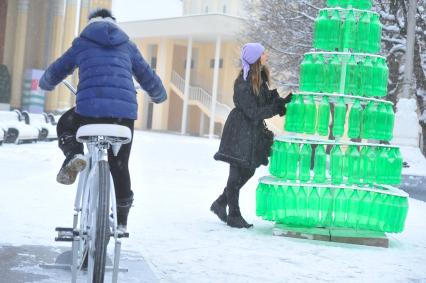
71, 137, 123, 283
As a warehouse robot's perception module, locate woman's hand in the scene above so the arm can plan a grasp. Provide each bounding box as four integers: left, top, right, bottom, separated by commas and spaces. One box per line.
282, 92, 293, 104
274, 92, 292, 117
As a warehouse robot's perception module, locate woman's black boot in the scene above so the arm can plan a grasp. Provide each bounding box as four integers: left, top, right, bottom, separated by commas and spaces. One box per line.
210, 193, 227, 223
227, 207, 253, 229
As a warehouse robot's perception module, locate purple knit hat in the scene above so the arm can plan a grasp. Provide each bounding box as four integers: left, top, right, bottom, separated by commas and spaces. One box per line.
241, 43, 265, 81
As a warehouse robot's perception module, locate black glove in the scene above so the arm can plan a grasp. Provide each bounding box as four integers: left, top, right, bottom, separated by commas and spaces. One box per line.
270, 89, 279, 100
282, 92, 293, 105
273, 97, 286, 117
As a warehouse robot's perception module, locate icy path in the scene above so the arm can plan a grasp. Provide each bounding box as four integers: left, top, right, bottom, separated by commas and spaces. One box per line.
1, 131, 426, 282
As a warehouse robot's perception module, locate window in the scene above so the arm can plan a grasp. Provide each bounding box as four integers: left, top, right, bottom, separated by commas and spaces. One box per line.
222, 5, 227, 14
210, 59, 223, 69
150, 57, 157, 69
183, 59, 195, 69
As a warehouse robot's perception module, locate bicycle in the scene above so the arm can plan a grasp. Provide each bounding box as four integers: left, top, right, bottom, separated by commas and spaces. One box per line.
49, 81, 132, 283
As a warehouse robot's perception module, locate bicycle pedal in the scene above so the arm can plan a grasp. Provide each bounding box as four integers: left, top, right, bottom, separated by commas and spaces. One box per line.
116, 231, 129, 238
55, 227, 73, 232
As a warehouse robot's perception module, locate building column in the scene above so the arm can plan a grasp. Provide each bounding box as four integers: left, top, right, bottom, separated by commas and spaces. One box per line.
57, 0, 78, 110
199, 112, 205, 136
45, 0, 66, 112
152, 39, 173, 131
181, 37, 193, 134
10, 0, 30, 109
0, 0, 7, 64
208, 35, 221, 138
79, 0, 90, 32
89, 0, 112, 10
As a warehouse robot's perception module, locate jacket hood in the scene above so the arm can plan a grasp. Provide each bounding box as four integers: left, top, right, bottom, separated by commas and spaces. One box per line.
80, 22, 129, 47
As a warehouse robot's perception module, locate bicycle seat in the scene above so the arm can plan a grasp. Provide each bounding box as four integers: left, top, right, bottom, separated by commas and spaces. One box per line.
76, 124, 132, 144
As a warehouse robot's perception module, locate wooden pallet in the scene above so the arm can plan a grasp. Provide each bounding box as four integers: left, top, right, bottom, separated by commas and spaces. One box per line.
273, 224, 389, 248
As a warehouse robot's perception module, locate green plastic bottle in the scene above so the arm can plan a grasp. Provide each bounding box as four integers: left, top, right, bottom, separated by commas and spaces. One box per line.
369, 13, 382, 53
348, 99, 362, 139
372, 58, 381, 97
297, 186, 308, 225
320, 187, 333, 227
347, 145, 361, 184
387, 148, 403, 185
361, 56, 374, 97
385, 104, 395, 141
284, 96, 297, 132
375, 147, 389, 184
346, 189, 360, 229
361, 101, 377, 139
342, 10, 356, 50
313, 54, 327, 92
313, 144, 327, 183
340, 0, 349, 8
327, 0, 338, 7
269, 142, 278, 176
314, 10, 329, 50
308, 187, 321, 226
360, 146, 377, 184
358, 190, 373, 230
359, 0, 373, 10
332, 97, 346, 138
300, 54, 315, 91
376, 103, 388, 140
304, 95, 317, 134
327, 54, 341, 93
343, 146, 349, 177
276, 185, 286, 222
368, 192, 381, 230
329, 10, 342, 51
286, 143, 300, 181
378, 58, 389, 97
294, 95, 306, 133
345, 55, 358, 95
299, 144, 312, 182
266, 185, 276, 221
256, 184, 266, 217
331, 145, 344, 184
284, 186, 297, 224
334, 188, 348, 227
357, 12, 370, 52
276, 142, 288, 178
317, 96, 330, 136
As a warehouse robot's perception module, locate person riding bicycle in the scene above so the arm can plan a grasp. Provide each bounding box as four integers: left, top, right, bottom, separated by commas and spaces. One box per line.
39, 9, 167, 231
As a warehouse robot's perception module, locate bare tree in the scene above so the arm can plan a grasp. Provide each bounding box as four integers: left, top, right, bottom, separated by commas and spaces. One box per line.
243, 0, 426, 153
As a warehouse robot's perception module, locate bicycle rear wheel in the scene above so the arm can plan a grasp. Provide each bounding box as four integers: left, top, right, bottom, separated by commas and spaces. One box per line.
88, 160, 111, 283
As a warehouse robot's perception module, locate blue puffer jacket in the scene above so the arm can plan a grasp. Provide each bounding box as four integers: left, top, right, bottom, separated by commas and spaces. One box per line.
39, 21, 167, 120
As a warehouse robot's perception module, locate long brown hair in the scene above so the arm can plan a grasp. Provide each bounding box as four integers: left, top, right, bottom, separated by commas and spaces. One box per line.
242, 59, 270, 96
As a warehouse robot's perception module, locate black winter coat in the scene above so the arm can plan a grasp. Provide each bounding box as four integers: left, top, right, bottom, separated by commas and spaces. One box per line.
214, 71, 284, 169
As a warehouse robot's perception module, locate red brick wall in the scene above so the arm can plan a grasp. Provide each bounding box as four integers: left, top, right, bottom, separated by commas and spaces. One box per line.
0, 0, 7, 64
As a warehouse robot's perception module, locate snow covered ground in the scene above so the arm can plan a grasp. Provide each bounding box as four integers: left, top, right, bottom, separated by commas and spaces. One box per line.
1, 131, 426, 282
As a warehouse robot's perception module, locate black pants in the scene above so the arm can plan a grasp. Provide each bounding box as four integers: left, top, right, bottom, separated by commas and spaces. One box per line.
218, 164, 255, 216
56, 108, 134, 200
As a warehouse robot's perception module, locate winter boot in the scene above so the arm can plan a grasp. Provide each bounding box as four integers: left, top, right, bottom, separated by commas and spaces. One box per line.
56, 154, 87, 185
210, 193, 227, 223
116, 194, 134, 232
227, 208, 253, 229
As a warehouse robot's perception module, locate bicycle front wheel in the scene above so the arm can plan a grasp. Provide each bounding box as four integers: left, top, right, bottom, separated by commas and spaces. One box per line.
88, 160, 111, 283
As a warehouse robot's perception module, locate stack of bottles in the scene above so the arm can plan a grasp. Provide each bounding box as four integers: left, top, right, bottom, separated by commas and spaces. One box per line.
284, 95, 395, 141
299, 54, 389, 97
313, 9, 381, 53
256, 182, 408, 233
327, 0, 373, 10
269, 141, 403, 185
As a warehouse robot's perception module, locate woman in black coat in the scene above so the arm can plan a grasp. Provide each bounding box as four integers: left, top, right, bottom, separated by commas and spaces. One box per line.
212, 43, 292, 228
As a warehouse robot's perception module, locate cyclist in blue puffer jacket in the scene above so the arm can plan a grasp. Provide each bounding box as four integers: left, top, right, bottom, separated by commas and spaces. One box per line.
39, 9, 167, 231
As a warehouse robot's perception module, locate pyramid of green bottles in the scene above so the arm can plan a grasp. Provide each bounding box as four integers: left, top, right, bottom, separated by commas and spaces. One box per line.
256, 0, 409, 233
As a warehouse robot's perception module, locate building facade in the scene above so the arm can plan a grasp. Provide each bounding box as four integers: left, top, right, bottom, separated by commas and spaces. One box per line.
0, 0, 281, 136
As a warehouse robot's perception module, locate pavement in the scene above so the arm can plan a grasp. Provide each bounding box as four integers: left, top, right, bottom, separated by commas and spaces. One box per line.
0, 244, 159, 283
400, 174, 426, 202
